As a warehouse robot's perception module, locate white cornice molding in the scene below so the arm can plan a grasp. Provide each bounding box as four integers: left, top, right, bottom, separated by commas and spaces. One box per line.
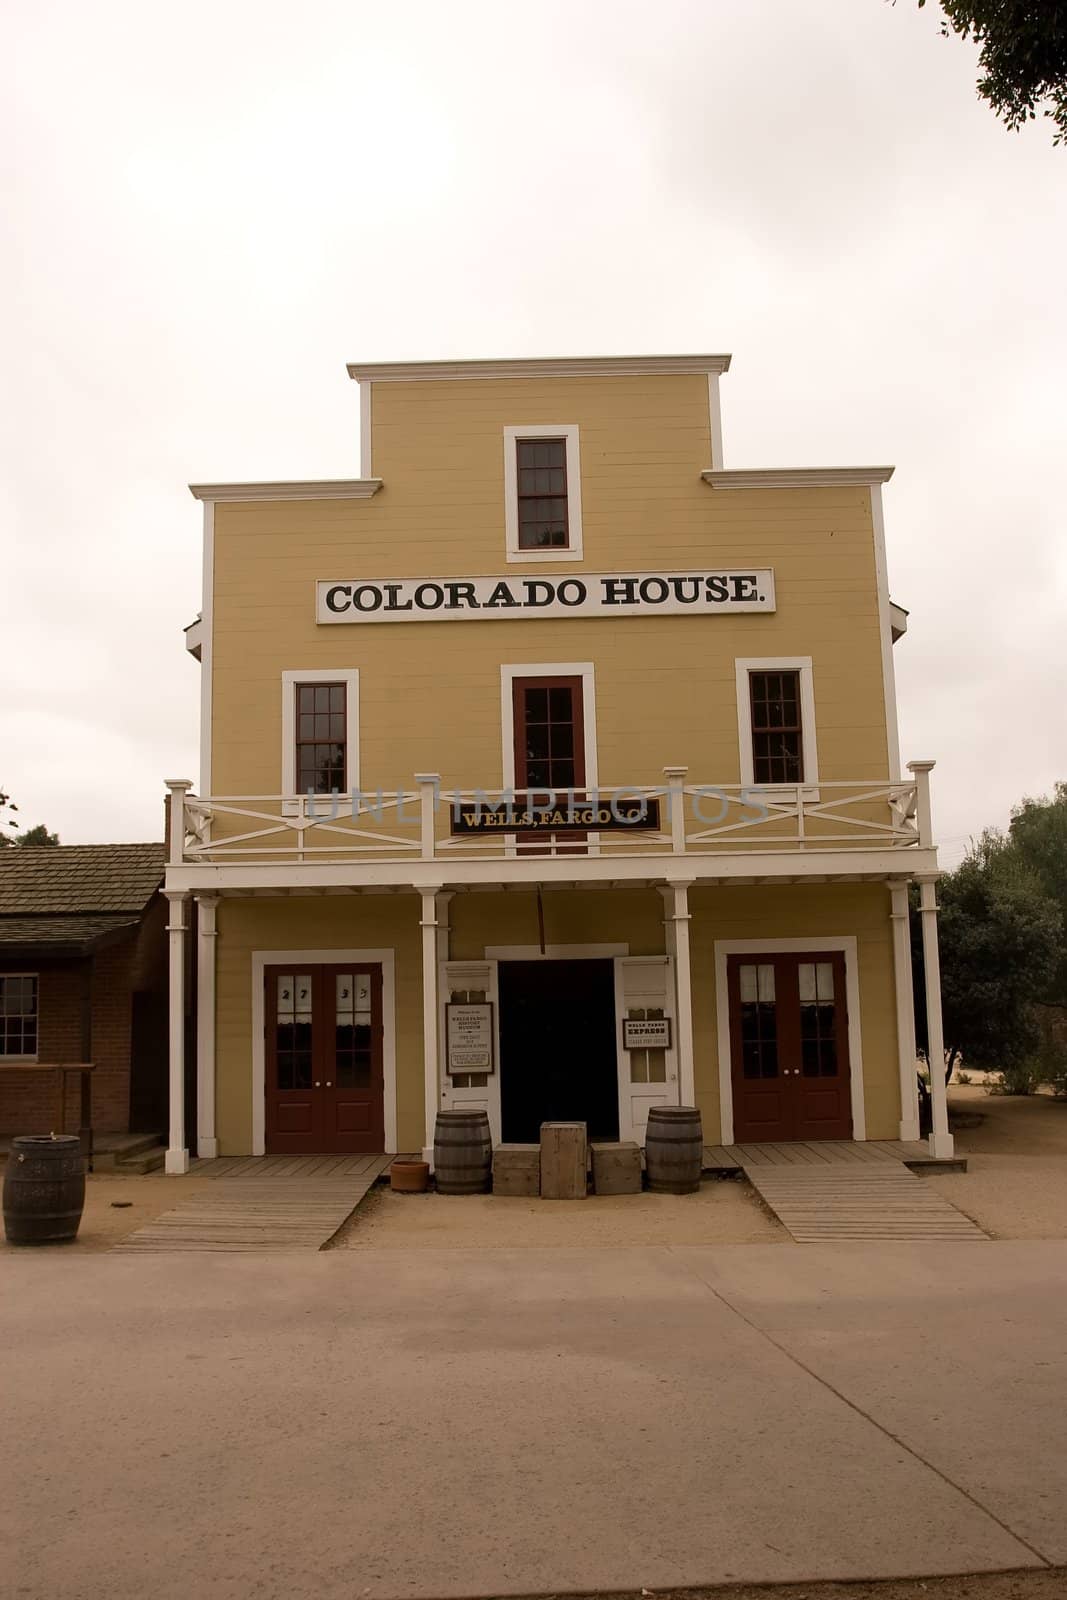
188, 480, 383, 503
346, 354, 732, 383
702, 467, 894, 489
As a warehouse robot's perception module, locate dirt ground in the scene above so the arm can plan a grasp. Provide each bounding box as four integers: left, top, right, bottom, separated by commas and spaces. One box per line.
530, 1575, 1066, 1599
0, 1168, 215, 1252
330, 1171, 787, 1248
924, 1087, 1067, 1240
5, 1089, 1066, 1254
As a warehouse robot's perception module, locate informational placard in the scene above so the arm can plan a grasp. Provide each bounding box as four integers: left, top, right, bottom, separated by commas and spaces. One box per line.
317, 570, 775, 623
622, 1017, 673, 1051
446, 1002, 495, 1074
451, 797, 661, 835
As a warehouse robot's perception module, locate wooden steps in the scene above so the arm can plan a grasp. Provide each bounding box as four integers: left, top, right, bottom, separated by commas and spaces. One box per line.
742, 1164, 987, 1242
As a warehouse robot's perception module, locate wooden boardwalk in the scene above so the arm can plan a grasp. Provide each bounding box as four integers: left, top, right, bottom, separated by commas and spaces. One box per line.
111, 1153, 398, 1254
743, 1164, 987, 1242
702, 1139, 965, 1172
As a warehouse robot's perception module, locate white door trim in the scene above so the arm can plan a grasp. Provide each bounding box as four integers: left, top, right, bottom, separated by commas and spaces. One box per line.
488, 942, 628, 1143
499, 663, 598, 789
251, 947, 397, 1157
615, 954, 678, 1143
713, 936, 866, 1146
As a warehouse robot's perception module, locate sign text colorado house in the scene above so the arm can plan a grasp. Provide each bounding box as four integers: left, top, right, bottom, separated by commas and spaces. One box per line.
165, 352, 953, 1175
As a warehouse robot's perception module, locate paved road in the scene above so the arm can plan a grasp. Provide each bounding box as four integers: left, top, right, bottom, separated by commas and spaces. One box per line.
2, 1241, 1065, 1599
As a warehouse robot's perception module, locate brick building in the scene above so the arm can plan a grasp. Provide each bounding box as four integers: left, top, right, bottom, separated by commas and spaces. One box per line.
0, 844, 168, 1140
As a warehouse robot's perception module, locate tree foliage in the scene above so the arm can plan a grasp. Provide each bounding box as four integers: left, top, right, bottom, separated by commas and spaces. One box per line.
14, 824, 60, 848
0, 789, 59, 848
1008, 781, 1067, 1004
918, 1, 1067, 143
0, 786, 18, 845
913, 828, 1062, 1076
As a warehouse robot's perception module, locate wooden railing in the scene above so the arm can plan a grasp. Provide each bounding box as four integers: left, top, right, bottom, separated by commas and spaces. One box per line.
165, 763, 935, 867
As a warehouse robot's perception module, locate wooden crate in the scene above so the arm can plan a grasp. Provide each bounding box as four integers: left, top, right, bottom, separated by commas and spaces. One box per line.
591, 1141, 642, 1196
540, 1122, 587, 1200
492, 1144, 540, 1197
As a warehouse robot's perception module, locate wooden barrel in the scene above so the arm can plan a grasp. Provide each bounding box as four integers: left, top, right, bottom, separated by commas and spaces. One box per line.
433, 1110, 492, 1195
3, 1135, 86, 1245
644, 1106, 703, 1194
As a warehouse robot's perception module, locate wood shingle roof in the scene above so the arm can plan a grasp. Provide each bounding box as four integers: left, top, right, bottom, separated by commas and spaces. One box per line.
0, 844, 164, 954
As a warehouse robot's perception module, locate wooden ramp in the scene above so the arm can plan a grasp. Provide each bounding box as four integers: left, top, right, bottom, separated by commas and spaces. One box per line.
702, 1139, 966, 1173
742, 1163, 987, 1243
112, 1153, 395, 1254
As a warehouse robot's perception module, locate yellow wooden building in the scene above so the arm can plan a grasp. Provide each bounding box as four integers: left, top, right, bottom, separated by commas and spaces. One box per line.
164, 353, 953, 1173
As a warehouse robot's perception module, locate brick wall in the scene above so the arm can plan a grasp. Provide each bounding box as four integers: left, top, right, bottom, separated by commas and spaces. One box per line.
0, 935, 139, 1137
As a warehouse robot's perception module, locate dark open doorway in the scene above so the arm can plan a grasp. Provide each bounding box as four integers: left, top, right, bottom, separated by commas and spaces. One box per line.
498, 958, 619, 1143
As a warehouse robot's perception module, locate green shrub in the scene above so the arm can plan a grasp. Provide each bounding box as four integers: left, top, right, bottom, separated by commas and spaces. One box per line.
986, 1062, 1044, 1095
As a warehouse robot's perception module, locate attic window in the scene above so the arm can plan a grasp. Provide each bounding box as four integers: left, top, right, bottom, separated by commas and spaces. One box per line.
503, 425, 583, 562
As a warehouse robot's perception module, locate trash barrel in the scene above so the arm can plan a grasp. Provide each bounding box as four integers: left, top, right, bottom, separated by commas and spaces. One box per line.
433, 1110, 492, 1194
644, 1106, 703, 1194
3, 1134, 86, 1245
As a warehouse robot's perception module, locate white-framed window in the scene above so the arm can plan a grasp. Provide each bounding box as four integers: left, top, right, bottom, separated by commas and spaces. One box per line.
500, 663, 598, 790
503, 424, 583, 563
281, 669, 360, 800
0, 974, 38, 1060
734, 657, 819, 794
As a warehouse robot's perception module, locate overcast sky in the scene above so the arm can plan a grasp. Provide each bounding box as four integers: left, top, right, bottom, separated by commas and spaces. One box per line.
3, 0, 1064, 864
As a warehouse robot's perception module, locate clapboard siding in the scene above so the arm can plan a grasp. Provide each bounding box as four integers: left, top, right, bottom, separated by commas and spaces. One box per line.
208, 370, 889, 798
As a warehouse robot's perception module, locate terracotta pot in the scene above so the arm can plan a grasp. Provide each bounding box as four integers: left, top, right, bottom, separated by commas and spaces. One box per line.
390, 1159, 430, 1194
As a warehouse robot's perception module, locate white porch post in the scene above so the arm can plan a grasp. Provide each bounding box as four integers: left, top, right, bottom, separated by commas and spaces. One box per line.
662, 877, 697, 1108
917, 873, 953, 1159
164, 889, 189, 1174
420, 885, 443, 1164
164, 778, 192, 1175
195, 894, 219, 1159
890, 883, 921, 1142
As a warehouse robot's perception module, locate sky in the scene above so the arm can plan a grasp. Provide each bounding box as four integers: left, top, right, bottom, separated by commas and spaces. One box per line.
2, 0, 1064, 866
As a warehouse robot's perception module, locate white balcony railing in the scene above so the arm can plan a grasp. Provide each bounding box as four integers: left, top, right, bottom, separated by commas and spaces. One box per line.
165, 764, 935, 868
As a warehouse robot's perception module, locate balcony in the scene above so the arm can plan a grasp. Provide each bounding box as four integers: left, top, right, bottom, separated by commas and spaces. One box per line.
163, 763, 938, 892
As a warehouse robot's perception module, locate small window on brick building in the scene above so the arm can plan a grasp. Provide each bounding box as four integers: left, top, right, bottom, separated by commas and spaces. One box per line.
0, 975, 38, 1058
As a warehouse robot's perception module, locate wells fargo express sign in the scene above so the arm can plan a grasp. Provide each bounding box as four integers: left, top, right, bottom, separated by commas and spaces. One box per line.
317, 570, 775, 623
451, 796, 662, 835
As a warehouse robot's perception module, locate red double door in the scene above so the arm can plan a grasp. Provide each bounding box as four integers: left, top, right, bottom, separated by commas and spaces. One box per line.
265, 964, 384, 1154
728, 952, 852, 1142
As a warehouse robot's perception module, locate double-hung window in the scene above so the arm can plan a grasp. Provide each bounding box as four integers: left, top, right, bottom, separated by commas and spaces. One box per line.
281, 669, 360, 802
749, 670, 804, 785
503, 425, 583, 561
735, 658, 818, 792
295, 682, 347, 795
516, 439, 569, 550
0, 975, 38, 1059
